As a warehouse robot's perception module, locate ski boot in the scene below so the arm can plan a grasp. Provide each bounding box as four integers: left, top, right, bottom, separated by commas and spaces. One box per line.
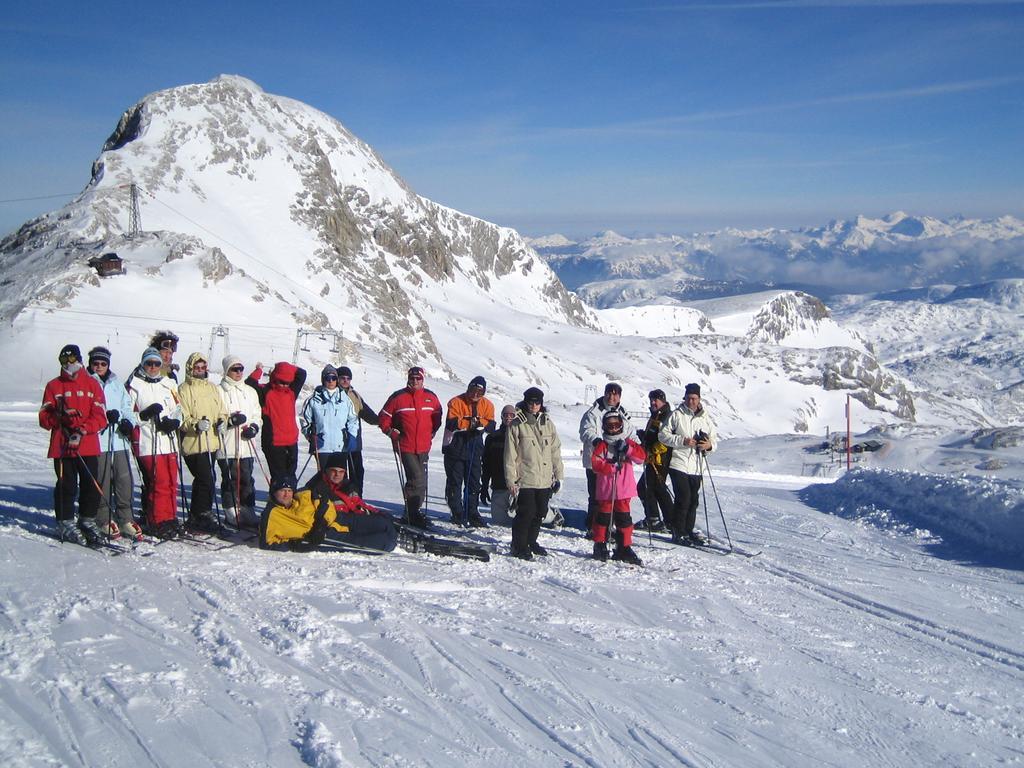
593, 541, 609, 562
612, 546, 643, 566
58, 519, 87, 546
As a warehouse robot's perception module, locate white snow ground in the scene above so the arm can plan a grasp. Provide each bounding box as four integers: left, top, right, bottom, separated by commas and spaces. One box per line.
2, 404, 1022, 767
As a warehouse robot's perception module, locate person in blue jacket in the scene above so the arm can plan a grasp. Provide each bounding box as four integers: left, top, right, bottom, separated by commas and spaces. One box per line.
301, 364, 360, 476
87, 346, 143, 540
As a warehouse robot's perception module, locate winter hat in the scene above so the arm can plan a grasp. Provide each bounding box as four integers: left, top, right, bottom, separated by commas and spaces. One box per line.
58, 344, 82, 363
523, 387, 544, 404
222, 354, 243, 373
87, 346, 111, 365
321, 364, 338, 383
271, 361, 297, 384
501, 404, 516, 417
407, 366, 425, 379
684, 383, 701, 398
322, 454, 347, 471
602, 410, 625, 435
468, 375, 487, 392
141, 347, 162, 365
270, 475, 297, 493
604, 382, 622, 395
337, 366, 353, 378
648, 389, 666, 402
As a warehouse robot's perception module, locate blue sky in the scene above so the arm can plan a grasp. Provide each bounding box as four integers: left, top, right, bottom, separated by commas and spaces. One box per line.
2, 1, 1022, 238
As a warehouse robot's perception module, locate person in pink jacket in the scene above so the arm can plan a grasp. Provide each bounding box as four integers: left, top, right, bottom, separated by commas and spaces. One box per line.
589, 411, 646, 565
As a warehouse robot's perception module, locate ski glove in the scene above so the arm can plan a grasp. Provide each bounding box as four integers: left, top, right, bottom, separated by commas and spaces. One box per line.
346, 432, 358, 452
551, 480, 561, 494
139, 403, 163, 421
157, 416, 180, 434
117, 418, 134, 439
196, 417, 211, 433
228, 412, 247, 427
241, 424, 259, 441
592, 438, 602, 448
106, 409, 120, 425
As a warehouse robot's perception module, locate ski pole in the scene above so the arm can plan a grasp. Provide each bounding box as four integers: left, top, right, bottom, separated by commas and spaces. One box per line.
232, 424, 242, 521
204, 430, 223, 532
702, 454, 733, 551
391, 437, 411, 520
171, 430, 189, 525
698, 452, 712, 546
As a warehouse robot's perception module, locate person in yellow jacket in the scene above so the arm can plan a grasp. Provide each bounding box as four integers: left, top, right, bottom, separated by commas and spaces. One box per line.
259, 457, 398, 553
178, 351, 228, 532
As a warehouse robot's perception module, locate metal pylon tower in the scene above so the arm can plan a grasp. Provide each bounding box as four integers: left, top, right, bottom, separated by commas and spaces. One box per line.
127, 183, 142, 239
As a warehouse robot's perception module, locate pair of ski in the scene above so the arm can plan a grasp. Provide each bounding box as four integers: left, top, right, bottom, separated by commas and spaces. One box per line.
655, 533, 761, 558
318, 520, 495, 562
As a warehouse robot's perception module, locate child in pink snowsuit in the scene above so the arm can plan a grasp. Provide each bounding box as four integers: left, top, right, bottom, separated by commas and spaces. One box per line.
590, 410, 646, 565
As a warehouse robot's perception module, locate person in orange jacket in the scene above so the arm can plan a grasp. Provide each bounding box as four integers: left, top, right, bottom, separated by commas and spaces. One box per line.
378, 366, 442, 529
442, 376, 496, 527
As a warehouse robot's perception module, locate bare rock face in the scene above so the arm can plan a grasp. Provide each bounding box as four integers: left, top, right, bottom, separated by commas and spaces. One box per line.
747, 292, 829, 344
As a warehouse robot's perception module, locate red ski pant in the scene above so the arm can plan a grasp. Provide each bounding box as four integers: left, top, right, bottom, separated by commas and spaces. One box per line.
592, 498, 634, 547
138, 453, 178, 526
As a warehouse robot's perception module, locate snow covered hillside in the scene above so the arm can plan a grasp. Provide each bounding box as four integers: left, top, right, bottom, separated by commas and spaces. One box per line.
2, 407, 1022, 767
0, 75, 927, 435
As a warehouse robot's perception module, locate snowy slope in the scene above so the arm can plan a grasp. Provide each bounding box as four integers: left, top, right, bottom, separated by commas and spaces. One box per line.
2, 408, 1023, 767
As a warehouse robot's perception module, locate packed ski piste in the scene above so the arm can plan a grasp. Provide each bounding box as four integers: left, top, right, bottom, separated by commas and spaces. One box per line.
2, 332, 1023, 767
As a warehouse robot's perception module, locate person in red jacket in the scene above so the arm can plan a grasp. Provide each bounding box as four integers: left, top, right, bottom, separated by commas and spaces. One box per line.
378, 366, 442, 529
246, 361, 307, 485
38, 344, 108, 546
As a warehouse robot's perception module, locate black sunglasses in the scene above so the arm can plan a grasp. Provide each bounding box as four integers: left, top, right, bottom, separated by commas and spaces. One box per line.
324, 375, 338, 381
228, 366, 244, 373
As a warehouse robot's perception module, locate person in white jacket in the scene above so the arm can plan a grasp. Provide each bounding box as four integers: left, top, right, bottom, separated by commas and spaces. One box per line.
217, 355, 263, 528
657, 382, 716, 546
129, 347, 183, 539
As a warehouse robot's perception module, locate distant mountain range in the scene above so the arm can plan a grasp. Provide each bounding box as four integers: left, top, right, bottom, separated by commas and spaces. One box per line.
529, 213, 1024, 304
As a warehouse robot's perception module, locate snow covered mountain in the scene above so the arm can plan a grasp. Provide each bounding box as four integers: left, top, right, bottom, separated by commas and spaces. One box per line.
0, 75, 591, 378
0, 75, 964, 434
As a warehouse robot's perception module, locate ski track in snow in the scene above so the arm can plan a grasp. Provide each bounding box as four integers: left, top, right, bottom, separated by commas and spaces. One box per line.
2, 414, 1023, 767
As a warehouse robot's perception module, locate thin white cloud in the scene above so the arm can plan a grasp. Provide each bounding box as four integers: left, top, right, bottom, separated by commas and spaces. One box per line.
574, 75, 1024, 135
634, 1, 1024, 9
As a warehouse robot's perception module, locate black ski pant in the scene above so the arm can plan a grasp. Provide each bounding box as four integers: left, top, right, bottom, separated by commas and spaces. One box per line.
512, 487, 551, 553
443, 440, 483, 523
668, 469, 702, 535
265, 444, 298, 485
324, 513, 398, 553
585, 468, 597, 531
52, 455, 100, 522
218, 457, 255, 510
183, 451, 217, 519
638, 465, 672, 524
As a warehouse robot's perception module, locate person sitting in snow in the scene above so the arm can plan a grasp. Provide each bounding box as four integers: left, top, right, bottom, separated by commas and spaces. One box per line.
589, 410, 646, 565
259, 456, 397, 553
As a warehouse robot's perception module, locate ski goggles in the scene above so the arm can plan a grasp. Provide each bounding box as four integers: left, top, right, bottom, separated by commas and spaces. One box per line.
59, 350, 80, 365
158, 339, 177, 351
603, 419, 624, 435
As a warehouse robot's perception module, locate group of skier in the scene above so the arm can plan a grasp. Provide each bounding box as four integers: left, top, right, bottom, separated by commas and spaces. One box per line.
39, 332, 717, 565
